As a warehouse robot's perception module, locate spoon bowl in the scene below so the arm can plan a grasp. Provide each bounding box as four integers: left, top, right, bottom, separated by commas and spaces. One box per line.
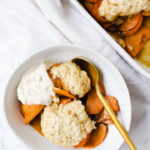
72, 57, 99, 86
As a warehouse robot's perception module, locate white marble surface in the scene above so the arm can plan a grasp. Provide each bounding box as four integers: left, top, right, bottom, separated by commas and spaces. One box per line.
0, 0, 150, 150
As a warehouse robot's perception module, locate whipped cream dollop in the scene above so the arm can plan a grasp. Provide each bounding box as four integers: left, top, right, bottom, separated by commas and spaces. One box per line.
17, 62, 59, 105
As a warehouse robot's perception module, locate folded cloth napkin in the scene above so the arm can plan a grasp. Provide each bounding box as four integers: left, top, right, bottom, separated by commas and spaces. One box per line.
0, 0, 150, 149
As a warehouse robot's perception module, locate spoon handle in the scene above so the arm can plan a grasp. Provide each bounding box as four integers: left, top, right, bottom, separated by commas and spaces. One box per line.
96, 82, 136, 150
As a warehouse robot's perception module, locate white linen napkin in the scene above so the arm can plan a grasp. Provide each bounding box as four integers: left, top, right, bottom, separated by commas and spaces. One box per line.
0, 0, 150, 149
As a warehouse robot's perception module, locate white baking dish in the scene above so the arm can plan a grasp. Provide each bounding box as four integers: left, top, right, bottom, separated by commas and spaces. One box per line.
70, 0, 150, 79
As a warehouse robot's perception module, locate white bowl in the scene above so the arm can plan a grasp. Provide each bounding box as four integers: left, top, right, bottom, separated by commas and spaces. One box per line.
70, 0, 150, 79
3, 44, 131, 150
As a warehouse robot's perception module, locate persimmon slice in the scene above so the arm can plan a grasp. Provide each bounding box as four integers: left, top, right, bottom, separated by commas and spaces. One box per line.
85, 1, 94, 12
105, 96, 120, 113
84, 124, 108, 148
90, 0, 109, 23
126, 27, 150, 57
60, 98, 72, 105
52, 78, 62, 89
48, 63, 64, 89
136, 40, 150, 67
51, 77, 65, 90
142, 11, 150, 16
20, 103, 29, 117
85, 0, 98, 2
60, 80, 66, 90
52, 87, 77, 100
120, 13, 142, 32
121, 15, 143, 37
24, 104, 45, 125
86, 83, 105, 114
102, 22, 112, 29
95, 96, 119, 124
95, 109, 110, 123
143, 17, 150, 30
74, 133, 90, 148
30, 115, 44, 136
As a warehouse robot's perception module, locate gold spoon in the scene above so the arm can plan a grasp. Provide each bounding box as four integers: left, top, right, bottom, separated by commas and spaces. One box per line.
72, 57, 136, 150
